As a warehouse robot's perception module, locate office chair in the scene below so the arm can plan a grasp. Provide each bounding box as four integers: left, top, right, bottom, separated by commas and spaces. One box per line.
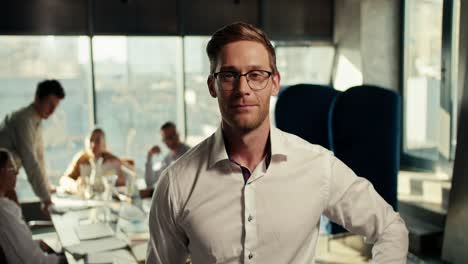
275, 83, 340, 149
331, 85, 401, 211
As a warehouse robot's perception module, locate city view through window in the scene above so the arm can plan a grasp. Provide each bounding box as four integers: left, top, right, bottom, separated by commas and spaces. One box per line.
0, 35, 333, 200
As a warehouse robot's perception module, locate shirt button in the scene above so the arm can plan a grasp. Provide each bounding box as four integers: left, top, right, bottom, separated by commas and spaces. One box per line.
248, 215, 253, 222
248, 253, 253, 259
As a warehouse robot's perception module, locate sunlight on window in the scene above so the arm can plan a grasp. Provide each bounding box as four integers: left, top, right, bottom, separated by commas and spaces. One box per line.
0, 36, 93, 200
333, 54, 363, 91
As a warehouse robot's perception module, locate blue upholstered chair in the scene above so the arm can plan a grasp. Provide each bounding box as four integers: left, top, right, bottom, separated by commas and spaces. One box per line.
326, 85, 401, 234
331, 85, 401, 210
275, 83, 401, 236
275, 84, 340, 149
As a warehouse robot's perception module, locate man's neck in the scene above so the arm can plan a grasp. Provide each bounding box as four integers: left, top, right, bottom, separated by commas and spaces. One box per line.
170, 143, 182, 156
31, 102, 42, 120
222, 119, 270, 172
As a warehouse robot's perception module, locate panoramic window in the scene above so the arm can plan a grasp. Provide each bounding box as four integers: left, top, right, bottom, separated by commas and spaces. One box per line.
184, 37, 220, 146
403, 0, 460, 173
403, 0, 444, 165
0, 36, 93, 199
93, 36, 184, 173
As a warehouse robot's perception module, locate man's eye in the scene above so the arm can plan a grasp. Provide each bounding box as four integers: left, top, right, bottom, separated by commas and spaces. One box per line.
249, 73, 260, 78
220, 73, 236, 80
223, 73, 235, 78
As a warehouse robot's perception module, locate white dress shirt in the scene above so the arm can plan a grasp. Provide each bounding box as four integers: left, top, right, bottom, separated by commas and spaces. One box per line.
0, 104, 51, 202
147, 126, 409, 264
144, 143, 190, 187
0, 197, 60, 264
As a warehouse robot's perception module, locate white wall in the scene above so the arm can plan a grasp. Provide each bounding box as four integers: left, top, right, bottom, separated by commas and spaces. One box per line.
333, 0, 401, 92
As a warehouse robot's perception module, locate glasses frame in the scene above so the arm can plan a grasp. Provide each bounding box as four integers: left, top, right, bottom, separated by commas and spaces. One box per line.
2, 166, 17, 175
213, 70, 273, 91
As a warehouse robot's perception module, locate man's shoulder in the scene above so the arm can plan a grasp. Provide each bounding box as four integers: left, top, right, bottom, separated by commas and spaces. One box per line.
9, 104, 32, 118
169, 136, 213, 170
3, 105, 35, 127
0, 197, 21, 218
273, 127, 331, 155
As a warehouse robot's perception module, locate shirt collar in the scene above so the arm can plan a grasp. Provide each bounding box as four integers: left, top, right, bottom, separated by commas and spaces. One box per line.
208, 125, 287, 169
208, 126, 230, 168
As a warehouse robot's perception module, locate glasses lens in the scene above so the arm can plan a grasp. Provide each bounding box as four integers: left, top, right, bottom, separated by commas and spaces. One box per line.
218, 72, 236, 82
247, 71, 270, 90
215, 70, 271, 90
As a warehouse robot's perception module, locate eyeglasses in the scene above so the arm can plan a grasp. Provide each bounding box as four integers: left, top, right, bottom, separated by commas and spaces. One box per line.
213, 70, 273, 91
4, 167, 17, 174
162, 134, 178, 143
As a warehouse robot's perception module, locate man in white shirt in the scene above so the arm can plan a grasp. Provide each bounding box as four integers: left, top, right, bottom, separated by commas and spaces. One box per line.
0, 80, 65, 213
0, 148, 64, 264
144, 122, 190, 187
147, 22, 408, 263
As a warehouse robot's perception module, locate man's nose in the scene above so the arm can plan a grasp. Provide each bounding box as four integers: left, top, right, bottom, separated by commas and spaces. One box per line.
234, 75, 252, 94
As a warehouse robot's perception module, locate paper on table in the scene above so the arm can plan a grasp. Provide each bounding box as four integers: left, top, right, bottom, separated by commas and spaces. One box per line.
75, 222, 114, 240
65, 236, 127, 256
130, 243, 148, 262
87, 249, 137, 264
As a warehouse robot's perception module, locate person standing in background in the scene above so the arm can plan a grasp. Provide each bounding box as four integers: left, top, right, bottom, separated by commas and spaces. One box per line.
0, 79, 65, 213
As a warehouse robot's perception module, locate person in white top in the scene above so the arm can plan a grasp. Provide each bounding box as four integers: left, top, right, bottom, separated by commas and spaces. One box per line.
147, 22, 409, 264
0, 80, 65, 213
144, 122, 190, 188
0, 148, 64, 264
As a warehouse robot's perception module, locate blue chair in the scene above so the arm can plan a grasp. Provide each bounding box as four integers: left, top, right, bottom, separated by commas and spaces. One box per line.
275, 84, 401, 237
331, 85, 401, 210
325, 85, 401, 235
275, 84, 340, 150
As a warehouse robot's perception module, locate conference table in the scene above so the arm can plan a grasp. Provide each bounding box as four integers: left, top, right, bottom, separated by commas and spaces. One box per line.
50, 192, 151, 264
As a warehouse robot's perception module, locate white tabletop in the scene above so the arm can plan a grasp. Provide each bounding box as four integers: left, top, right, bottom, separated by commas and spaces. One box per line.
50, 195, 150, 264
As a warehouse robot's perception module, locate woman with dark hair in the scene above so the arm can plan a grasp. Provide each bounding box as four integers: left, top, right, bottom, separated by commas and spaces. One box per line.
59, 128, 126, 194
0, 148, 65, 264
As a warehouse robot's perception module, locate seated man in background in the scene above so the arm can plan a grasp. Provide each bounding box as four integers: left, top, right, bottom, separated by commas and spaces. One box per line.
0, 148, 65, 264
60, 128, 126, 194
144, 122, 190, 188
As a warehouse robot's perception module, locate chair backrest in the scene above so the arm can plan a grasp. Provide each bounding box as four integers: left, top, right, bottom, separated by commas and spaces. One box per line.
331, 85, 401, 210
275, 84, 340, 150
0, 244, 7, 264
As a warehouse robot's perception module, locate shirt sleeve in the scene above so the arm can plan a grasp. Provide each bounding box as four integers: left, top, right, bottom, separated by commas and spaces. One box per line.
146, 168, 189, 263
323, 154, 409, 263
145, 155, 169, 188
14, 116, 51, 202
0, 207, 60, 264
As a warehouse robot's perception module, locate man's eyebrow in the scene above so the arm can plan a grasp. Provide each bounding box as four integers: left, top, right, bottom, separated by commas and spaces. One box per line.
218, 66, 238, 72
247, 65, 267, 70
218, 65, 268, 72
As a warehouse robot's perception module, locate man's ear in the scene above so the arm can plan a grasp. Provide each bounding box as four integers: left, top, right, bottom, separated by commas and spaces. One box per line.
271, 71, 281, 96
207, 75, 217, 98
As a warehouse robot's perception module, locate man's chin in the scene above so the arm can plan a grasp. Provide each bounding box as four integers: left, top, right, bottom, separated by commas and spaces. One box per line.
231, 119, 262, 133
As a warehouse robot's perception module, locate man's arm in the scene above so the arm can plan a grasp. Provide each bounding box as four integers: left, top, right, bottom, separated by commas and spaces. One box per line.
145, 154, 169, 188
15, 118, 51, 202
0, 206, 60, 264
323, 154, 409, 263
146, 169, 189, 263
